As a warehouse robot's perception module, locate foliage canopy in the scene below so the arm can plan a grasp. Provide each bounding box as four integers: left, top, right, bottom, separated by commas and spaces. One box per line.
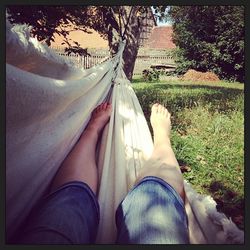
6, 6, 151, 80
168, 6, 244, 82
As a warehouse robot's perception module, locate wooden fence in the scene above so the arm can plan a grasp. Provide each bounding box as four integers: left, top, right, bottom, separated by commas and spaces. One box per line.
50, 46, 175, 76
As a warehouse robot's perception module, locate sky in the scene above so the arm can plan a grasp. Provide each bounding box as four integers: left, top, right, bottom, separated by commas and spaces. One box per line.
151, 6, 173, 26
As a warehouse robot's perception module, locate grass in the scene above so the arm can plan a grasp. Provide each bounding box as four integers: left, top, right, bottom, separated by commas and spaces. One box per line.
131, 77, 244, 230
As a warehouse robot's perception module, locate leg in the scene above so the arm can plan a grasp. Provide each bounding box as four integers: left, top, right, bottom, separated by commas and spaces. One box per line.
51, 102, 112, 194
136, 103, 185, 200
116, 103, 189, 244
15, 103, 112, 244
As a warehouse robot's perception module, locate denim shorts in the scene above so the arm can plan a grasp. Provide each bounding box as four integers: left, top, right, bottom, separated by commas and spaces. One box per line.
14, 176, 189, 244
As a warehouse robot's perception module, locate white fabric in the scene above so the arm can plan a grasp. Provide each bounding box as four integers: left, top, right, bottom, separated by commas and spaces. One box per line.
6, 20, 244, 244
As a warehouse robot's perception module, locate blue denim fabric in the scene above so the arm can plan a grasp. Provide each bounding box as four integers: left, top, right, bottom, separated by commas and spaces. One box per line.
16, 181, 99, 244
115, 176, 189, 244
16, 177, 189, 244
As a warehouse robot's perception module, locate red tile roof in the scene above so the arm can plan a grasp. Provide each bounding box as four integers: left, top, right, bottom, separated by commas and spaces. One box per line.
144, 26, 176, 49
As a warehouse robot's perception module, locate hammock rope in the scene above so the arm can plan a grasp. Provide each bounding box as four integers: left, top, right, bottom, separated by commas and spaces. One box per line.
117, 7, 123, 38
121, 6, 134, 40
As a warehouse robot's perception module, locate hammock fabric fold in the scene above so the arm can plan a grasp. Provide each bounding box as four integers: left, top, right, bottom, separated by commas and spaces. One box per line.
6, 20, 244, 244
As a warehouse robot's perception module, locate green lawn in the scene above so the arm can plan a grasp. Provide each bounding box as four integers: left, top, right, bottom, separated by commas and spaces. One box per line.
132, 77, 244, 230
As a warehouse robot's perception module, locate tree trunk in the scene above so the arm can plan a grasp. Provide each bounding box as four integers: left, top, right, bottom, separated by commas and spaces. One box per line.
108, 6, 142, 81
122, 7, 141, 81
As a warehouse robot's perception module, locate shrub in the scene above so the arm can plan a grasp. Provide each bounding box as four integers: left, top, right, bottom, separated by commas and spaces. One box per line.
142, 69, 160, 82
169, 6, 244, 82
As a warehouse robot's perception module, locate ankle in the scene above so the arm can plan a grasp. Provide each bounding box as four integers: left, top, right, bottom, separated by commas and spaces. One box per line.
85, 123, 102, 135
153, 136, 171, 148
80, 126, 99, 141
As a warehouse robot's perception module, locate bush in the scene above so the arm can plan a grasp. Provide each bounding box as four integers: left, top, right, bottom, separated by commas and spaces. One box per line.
169, 6, 244, 82
142, 69, 160, 82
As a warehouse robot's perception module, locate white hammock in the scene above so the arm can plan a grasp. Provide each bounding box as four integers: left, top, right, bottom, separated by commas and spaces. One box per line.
6, 20, 244, 244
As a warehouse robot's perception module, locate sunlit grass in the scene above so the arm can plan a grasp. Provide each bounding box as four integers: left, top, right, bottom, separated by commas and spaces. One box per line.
132, 78, 244, 229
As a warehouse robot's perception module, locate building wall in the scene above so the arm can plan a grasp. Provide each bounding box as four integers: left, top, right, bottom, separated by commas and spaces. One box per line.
51, 28, 109, 49
144, 26, 176, 49
51, 7, 176, 50
138, 7, 157, 46
51, 7, 157, 50
51, 25, 176, 51
50, 9, 176, 76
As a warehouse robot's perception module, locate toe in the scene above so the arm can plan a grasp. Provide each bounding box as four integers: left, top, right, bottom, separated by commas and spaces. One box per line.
94, 105, 99, 113
157, 104, 162, 113
107, 103, 112, 110
98, 104, 102, 111
163, 108, 167, 116
164, 107, 169, 116
103, 103, 107, 109
159, 104, 165, 114
152, 103, 158, 113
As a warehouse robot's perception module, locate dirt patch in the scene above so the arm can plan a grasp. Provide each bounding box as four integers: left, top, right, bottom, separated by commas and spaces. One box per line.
182, 69, 220, 81
208, 181, 244, 230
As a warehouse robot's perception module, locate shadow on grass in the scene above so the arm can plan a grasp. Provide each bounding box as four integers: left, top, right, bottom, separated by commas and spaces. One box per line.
134, 81, 243, 117
150, 83, 243, 94
207, 181, 244, 230
132, 78, 146, 83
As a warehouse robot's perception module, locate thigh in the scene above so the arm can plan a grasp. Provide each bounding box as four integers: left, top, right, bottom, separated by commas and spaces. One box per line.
115, 176, 189, 244
14, 181, 100, 244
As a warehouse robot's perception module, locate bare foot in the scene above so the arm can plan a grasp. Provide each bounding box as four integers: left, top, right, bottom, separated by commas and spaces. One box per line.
150, 103, 171, 146
86, 102, 112, 135
50, 103, 112, 194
